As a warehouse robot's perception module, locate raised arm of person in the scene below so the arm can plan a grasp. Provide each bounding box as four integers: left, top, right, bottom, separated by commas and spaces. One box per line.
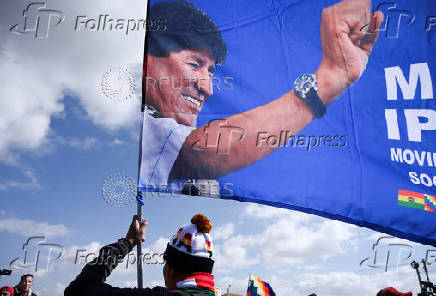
169, 0, 384, 180
64, 216, 175, 296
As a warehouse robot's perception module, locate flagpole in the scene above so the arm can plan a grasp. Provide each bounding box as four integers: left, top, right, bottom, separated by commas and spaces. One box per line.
136, 191, 144, 289
136, 0, 150, 289
246, 274, 251, 296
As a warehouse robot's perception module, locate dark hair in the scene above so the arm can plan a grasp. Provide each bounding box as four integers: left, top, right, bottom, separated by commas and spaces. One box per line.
146, 0, 227, 65
20, 274, 33, 281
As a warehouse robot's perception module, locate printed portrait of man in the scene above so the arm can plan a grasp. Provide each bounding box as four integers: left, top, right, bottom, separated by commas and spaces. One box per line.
139, 0, 384, 194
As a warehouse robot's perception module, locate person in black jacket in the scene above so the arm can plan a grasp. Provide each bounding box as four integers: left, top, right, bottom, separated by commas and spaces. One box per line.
14, 274, 37, 296
65, 214, 217, 296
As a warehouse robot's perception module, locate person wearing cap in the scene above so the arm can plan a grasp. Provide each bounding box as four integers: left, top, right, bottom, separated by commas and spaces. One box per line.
65, 214, 216, 296
14, 275, 36, 296
376, 287, 413, 296
0, 286, 14, 296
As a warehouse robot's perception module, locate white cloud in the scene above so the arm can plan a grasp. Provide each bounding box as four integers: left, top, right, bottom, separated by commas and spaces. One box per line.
257, 217, 356, 268
54, 136, 102, 150
287, 266, 420, 296
147, 237, 168, 253
54, 282, 65, 294
38, 282, 66, 296
0, 217, 69, 237
214, 204, 358, 271
149, 280, 165, 287
215, 276, 249, 295
63, 241, 102, 265
367, 233, 420, 247
108, 138, 126, 146
122, 280, 137, 288
47, 135, 127, 151
244, 203, 294, 220
231, 266, 427, 296
214, 238, 259, 272
213, 223, 234, 240
0, 167, 39, 191
0, 0, 144, 159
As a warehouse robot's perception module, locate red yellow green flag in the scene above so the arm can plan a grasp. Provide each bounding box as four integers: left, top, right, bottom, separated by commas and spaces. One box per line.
398, 190, 436, 212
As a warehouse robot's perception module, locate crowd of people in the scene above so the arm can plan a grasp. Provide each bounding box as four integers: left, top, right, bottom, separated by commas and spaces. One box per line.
1, 274, 37, 296
1, 214, 415, 296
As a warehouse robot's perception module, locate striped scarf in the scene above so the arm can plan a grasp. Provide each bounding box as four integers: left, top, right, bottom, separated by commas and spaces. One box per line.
171, 272, 215, 296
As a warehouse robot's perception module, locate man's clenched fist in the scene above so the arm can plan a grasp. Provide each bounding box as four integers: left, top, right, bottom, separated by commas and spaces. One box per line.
315, 0, 384, 105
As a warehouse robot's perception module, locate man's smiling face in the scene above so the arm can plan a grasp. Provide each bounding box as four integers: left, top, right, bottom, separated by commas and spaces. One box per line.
145, 49, 215, 127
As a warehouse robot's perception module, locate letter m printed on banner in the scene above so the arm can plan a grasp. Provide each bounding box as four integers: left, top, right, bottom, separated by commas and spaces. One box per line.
385, 63, 433, 100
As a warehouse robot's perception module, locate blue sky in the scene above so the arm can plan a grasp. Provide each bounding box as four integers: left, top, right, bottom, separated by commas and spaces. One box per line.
0, 0, 435, 295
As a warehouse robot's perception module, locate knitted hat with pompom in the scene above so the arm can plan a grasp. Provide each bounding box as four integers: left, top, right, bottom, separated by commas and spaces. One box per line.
163, 214, 214, 274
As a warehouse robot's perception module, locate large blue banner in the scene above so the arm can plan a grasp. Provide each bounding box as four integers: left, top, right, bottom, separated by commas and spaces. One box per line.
139, 0, 436, 245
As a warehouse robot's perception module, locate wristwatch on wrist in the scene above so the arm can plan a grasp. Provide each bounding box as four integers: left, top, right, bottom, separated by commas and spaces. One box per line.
293, 74, 326, 118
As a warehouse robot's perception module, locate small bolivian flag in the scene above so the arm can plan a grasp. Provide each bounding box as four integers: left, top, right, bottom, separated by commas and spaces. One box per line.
247, 275, 276, 296
398, 190, 435, 212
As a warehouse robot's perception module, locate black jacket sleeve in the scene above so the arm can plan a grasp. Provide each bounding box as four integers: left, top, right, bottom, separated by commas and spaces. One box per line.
64, 239, 183, 296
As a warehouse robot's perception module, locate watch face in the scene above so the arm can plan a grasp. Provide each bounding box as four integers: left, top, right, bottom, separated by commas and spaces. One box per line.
294, 74, 316, 99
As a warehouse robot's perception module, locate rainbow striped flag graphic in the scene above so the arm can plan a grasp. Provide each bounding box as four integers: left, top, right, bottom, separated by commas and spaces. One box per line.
246, 275, 276, 296
398, 190, 436, 212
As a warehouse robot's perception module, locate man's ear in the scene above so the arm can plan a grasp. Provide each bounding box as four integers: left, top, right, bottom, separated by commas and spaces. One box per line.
166, 264, 179, 288
167, 264, 176, 278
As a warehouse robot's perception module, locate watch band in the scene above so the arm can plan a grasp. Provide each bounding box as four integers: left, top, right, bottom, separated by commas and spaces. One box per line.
303, 88, 326, 118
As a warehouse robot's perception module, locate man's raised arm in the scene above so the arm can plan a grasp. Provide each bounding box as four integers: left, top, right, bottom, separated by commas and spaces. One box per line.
169, 0, 384, 180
